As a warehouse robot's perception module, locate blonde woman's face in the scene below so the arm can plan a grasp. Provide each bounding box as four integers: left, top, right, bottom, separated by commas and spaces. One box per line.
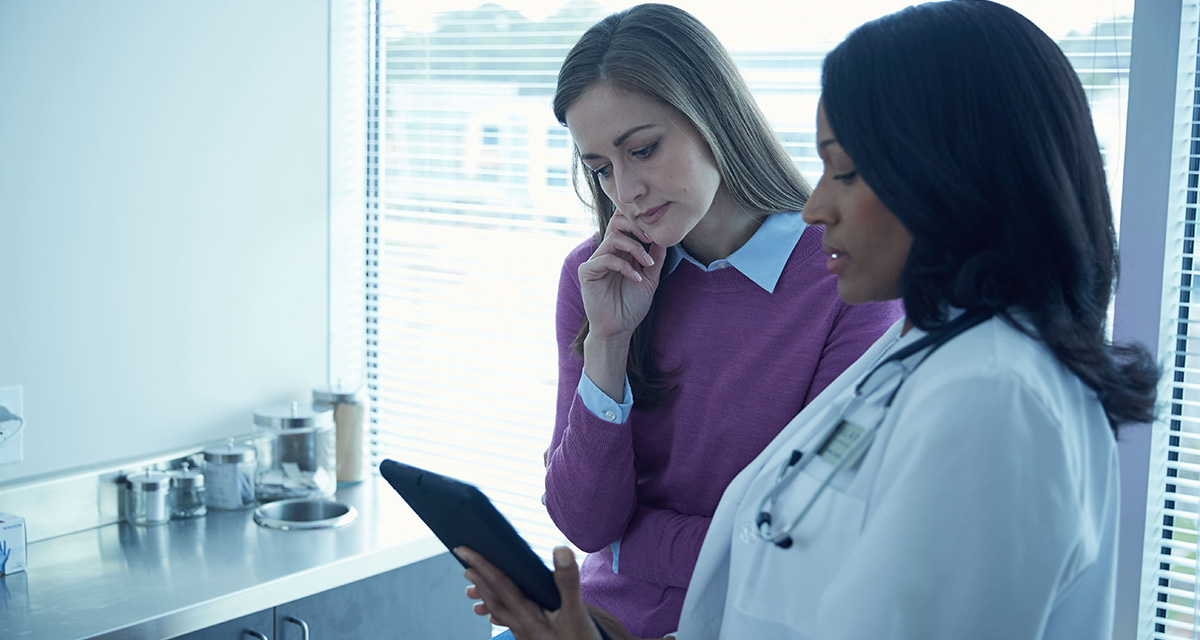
803, 101, 913, 305
565, 83, 722, 247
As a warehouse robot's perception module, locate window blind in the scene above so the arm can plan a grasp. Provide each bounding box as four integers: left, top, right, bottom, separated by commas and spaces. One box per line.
369, 2, 598, 562
368, 0, 1137, 571
1143, 3, 1200, 638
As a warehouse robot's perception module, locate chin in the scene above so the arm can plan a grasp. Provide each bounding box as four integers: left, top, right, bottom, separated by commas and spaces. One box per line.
835, 282, 867, 306
653, 228, 686, 248
839, 281, 905, 307
835, 280, 891, 306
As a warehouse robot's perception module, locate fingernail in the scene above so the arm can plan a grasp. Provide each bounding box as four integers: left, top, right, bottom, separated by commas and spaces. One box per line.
633, 271, 643, 283
554, 547, 572, 569
643, 251, 654, 266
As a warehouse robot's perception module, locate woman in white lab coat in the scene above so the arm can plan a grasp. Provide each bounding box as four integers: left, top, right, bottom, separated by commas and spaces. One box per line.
456, 1, 1159, 638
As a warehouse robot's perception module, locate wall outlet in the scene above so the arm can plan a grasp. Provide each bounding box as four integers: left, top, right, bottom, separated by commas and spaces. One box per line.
0, 385, 24, 465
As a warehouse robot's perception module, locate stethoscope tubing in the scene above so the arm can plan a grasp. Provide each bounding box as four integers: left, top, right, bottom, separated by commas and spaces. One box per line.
755, 309, 994, 548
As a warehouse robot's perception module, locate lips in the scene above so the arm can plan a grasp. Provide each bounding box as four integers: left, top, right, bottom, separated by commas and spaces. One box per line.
637, 203, 669, 226
822, 243, 847, 275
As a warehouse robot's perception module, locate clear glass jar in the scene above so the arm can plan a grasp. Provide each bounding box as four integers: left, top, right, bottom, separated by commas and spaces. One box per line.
127, 472, 171, 526
169, 461, 207, 519
203, 439, 257, 510
253, 401, 336, 502
313, 383, 371, 484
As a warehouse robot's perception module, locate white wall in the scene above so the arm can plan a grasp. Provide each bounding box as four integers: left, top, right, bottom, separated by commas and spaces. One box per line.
0, 0, 331, 483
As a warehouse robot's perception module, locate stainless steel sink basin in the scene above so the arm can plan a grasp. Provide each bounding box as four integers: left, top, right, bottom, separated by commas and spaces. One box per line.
253, 498, 358, 531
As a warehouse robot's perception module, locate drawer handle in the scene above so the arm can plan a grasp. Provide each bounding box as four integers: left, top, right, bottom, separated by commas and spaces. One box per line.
284, 615, 311, 640
243, 632, 269, 640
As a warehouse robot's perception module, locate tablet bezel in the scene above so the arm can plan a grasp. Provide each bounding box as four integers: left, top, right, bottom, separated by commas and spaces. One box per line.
379, 458, 562, 612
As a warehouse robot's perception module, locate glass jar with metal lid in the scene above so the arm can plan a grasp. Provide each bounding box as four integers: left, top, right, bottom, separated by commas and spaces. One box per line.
253, 401, 336, 503
203, 438, 257, 510
168, 461, 207, 519
312, 383, 371, 484
127, 472, 171, 526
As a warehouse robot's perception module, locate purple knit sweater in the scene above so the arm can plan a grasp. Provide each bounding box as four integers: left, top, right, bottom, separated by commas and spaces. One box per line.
544, 225, 903, 637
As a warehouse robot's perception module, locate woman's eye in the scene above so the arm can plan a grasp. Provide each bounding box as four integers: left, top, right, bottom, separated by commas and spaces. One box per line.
632, 142, 657, 159
832, 170, 858, 184
592, 165, 612, 180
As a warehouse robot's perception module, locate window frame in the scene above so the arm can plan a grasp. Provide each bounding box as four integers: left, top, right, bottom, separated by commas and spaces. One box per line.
1112, 1, 1194, 638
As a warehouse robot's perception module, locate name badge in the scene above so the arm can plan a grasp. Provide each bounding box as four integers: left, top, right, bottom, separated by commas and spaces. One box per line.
816, 419, 870, 468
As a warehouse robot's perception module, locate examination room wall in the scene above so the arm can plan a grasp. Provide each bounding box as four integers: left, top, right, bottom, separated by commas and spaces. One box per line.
0, 0, 331, 484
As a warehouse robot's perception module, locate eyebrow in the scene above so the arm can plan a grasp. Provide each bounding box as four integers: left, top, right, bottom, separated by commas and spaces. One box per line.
580, 124, 656, 160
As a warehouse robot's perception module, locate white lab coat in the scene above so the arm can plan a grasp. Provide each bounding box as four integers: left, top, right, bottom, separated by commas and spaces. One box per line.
675, 316, 1118, 640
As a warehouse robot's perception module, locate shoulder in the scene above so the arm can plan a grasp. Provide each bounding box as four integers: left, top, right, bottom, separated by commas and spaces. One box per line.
881, 317, 1115, 531
917, 318, 1054, 387
906, 317, 1101, 431
557, 236, 597, 311
563, 235, 599, 272
925, 317, 1055, 378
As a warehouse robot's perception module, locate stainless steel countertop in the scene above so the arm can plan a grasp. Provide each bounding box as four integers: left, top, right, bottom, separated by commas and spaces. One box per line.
0, 477, 448, 640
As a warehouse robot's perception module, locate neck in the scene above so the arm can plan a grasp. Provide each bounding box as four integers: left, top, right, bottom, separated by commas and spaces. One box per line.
901, 317, 914, 336
680, 187, 765, 266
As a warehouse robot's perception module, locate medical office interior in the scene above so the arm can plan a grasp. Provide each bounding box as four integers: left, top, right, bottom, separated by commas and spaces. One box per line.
0, 0, 1191, 637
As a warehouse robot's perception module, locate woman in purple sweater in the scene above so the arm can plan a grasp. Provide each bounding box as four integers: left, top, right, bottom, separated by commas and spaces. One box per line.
537, 4, 902, 637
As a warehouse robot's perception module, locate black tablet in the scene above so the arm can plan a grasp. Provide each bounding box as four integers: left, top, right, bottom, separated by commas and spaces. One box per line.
379, 459, 562, 611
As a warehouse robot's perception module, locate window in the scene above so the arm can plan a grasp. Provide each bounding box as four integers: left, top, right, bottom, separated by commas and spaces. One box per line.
547, 127, 569, 149
368, 0, 1137, 573
482, 124, 501, 146
546, 165, 568, 188
1124, 3, 1200, 638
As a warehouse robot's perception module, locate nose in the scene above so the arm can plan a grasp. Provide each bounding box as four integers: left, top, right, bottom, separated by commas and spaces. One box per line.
610, 164, 645, 206
802, 178, 832, 227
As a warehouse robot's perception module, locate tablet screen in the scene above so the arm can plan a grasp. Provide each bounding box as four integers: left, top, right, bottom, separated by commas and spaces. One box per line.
379, 459, 562, 611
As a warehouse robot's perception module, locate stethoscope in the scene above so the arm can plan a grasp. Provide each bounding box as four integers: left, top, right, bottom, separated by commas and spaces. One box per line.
755, 309, 993, 549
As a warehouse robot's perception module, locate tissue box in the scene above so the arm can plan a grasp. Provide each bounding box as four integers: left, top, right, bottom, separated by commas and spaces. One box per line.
0, 512, 26, 576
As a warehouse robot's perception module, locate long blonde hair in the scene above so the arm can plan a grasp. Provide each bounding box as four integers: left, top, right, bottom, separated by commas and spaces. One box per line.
554, 3, 812, 408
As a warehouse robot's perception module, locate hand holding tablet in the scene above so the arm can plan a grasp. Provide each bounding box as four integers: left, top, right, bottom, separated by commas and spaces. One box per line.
380, 459, 619, 640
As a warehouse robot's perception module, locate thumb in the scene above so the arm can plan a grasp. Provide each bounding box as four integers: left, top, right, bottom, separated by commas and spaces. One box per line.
552, 546, 583, 607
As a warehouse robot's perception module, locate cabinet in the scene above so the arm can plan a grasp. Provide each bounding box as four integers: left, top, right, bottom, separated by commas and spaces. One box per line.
175, 552, 488, 639
174, 609, 274, 639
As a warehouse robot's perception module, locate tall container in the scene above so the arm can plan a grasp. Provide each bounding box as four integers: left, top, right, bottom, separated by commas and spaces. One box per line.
313, 384, 371, 484
253, 401, 336, 502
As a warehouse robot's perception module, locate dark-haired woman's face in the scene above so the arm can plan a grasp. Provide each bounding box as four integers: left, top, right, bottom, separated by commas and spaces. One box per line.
803, 102, 912, 306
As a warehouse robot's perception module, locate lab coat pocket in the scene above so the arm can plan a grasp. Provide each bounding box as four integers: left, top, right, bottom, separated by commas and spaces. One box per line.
728, 458, 867, 636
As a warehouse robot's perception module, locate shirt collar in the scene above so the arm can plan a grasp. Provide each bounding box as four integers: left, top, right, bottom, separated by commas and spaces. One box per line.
661, 210, 807, 293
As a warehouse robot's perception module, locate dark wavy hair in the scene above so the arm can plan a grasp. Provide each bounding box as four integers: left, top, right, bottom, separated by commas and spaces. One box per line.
821, 0, 1156, 432
553, 3, 811, 409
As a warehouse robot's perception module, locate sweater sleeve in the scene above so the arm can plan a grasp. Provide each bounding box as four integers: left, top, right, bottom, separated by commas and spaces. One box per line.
609, 505, 711, 589
544, 240, 640, 552
805, 298, 904, 404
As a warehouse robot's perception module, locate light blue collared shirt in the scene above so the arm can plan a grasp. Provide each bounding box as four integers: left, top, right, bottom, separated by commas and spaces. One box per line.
577, 211, 808, 423
660, 209, 807, 294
